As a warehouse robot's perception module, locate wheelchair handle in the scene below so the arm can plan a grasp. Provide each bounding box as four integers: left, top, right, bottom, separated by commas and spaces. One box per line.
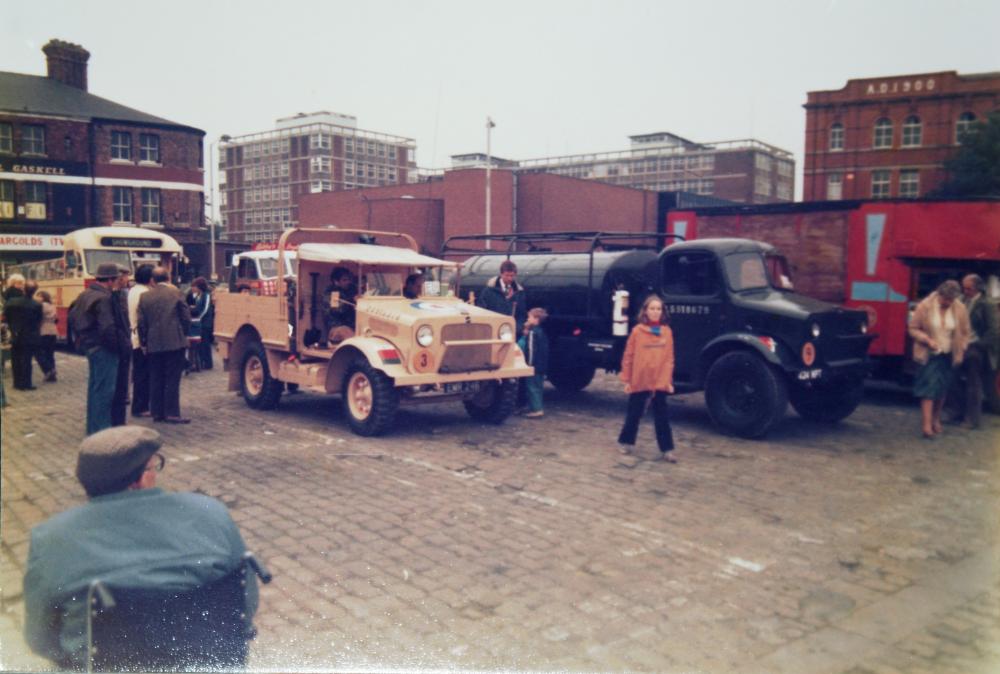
244, 552, 272, 584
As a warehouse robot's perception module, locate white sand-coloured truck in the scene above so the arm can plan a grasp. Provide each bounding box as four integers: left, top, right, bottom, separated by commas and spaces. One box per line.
213, 227, 533, 436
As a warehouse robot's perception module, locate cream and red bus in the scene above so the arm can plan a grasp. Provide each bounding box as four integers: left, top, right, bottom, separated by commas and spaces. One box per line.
11, 226, 183, 342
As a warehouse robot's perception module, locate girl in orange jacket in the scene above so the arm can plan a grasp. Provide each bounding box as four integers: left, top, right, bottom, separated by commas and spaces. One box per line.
617, 294, 676, 461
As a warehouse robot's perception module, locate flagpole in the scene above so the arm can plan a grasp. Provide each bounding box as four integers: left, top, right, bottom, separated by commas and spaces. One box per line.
485, 116, 494, 251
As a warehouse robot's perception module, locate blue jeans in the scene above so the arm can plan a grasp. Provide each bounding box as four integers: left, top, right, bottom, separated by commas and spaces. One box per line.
525, 373, 545, 412
87, 348, 119, 435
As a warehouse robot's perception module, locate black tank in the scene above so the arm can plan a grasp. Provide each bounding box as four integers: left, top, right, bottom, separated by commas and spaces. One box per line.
460, 250, 658, 326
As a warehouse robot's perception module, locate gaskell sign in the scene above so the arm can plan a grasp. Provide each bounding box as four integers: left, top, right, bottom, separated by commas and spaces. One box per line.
0, 160, 88, 176
865, 78, 936, 96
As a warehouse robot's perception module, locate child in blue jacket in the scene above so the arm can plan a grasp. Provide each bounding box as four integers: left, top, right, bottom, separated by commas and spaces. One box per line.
521, 307, 549, 418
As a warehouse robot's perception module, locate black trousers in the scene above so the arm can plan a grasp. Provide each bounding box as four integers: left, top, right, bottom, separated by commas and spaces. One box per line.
198, 339, 214, 370
148, 348, 185, 420
948, 342, 987, 427
35, 335, 56, 374
131, 347, 150, 415
111, 351, 131, 426
11, 343, 35, 389
618, 390, 675, 453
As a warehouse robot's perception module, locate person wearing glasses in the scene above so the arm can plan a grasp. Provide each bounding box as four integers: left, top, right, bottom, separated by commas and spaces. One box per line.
22, 426, 258, 670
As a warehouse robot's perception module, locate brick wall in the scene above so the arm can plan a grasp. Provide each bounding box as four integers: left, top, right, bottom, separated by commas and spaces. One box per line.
96, 186, 203, 228
299, 169, 661, 255
0, 114, 90, 163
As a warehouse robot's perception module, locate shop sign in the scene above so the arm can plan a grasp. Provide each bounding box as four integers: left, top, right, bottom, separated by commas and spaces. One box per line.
0, 234, 65, 251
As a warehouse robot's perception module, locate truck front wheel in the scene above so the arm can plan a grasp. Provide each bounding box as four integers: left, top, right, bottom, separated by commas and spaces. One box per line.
240, 342, 282, 410
547, 365, 596, 392
790, 379, 865, 423
705, 351, 788, 438
342, 360, 398, 436
463, 379, 517, 424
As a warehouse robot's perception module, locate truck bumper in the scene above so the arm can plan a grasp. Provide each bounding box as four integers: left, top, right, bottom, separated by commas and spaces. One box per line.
392, 366, 535, 386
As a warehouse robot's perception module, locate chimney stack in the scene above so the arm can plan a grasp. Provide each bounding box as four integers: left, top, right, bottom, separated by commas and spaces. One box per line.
42, 39, 90, 91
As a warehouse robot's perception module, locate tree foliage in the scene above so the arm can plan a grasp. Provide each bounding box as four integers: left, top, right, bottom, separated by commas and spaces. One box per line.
933, 111, 1000, 197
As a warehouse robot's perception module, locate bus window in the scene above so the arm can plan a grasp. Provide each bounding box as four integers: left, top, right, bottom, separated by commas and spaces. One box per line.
84, 250, 132, 275
65, 250, 80, 272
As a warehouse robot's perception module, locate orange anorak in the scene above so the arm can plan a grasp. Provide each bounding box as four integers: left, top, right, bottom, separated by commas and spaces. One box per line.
619, 323, 675, 393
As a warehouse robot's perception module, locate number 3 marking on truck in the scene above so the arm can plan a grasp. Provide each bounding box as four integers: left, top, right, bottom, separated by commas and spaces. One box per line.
413, 349, 435, 373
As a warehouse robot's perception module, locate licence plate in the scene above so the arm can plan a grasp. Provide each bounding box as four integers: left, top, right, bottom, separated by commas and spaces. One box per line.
444, 381, 481, 394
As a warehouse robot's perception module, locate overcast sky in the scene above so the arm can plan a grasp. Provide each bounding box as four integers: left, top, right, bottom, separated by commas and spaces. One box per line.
3, 0, 999, 198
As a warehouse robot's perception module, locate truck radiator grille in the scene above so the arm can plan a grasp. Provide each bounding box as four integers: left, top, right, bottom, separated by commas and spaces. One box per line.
440, 324, 495, 373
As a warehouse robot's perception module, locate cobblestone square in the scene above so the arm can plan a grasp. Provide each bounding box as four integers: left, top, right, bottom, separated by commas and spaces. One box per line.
1, 351, 998, 672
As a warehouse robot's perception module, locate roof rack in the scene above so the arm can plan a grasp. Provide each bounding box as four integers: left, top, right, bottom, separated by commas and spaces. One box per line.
441, 230, 683, 258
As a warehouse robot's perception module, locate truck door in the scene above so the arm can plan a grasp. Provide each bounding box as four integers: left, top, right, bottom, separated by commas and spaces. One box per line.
659, 250, 725, 384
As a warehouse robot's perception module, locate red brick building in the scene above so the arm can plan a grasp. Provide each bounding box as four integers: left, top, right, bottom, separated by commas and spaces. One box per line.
298, 168, 669, 254
0, 40, 205, 267
803, 70, 1000, 201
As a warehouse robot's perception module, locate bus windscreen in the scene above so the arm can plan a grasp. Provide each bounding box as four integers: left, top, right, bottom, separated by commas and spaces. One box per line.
84, 250, 132, 274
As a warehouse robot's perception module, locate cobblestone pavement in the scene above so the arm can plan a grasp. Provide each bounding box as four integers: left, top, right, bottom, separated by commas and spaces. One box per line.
2, 350, 998, 673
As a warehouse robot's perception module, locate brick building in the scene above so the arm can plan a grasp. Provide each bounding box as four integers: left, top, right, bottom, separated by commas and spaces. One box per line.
0, 40, 206, 267
218, 112, 417, 243
297, 168, 725, 255
803, 70, 1000, 201
448, 133, 795, 204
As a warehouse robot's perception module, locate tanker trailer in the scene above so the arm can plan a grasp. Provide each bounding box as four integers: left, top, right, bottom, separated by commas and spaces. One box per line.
459, 248, 658, 391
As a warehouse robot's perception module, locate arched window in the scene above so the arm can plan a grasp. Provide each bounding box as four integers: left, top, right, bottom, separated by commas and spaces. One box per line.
873, 118, 893, 148
829, 123, 844, 151
956, 112, 977, 143
901, 115, 922, 147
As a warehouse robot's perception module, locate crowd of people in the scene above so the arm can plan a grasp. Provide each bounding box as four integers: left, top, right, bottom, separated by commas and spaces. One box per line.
0, 266, 215, 433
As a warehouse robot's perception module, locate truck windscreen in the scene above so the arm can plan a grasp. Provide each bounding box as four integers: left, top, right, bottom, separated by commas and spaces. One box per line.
724, 253, 771, 292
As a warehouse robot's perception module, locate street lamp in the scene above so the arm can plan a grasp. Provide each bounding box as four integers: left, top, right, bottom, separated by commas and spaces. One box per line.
485, 116, 495, 250
209, 134, 231, 280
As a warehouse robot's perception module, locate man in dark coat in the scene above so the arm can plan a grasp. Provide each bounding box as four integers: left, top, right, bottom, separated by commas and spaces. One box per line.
949, 273, 1000, 429
110, 268, 133, 426
475, 259, 527, 333
70, 263, 125, 434
138, 267, 191, 423
3, 281, 43, 390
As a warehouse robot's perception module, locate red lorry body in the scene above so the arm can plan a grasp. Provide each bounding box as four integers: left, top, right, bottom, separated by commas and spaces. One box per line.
666, 199, 1000, 382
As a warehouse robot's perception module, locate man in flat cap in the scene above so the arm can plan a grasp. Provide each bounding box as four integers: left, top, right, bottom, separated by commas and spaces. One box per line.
69, 262, 131, 434
138, 266, 192, 423
23, 427, 258, 670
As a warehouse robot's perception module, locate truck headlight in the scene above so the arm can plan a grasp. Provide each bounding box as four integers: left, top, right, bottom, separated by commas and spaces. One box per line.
811, 322, 821, 338
416, 325, 434, 347
499, 323, 514, 342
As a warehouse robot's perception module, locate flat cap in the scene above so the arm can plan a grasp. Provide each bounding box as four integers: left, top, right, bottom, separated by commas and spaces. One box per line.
76, 426, 162, 496
94, 262, 123, 280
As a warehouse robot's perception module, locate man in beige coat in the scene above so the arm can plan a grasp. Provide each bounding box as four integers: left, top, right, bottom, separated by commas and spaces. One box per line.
138, 267, 191, 423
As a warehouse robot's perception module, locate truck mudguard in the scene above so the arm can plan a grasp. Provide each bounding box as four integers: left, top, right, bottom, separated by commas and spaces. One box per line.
700, 332, 790, 373
325, 336, 411, 390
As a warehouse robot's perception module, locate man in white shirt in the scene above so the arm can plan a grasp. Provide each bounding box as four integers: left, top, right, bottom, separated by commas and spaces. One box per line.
128, 265, 154, 417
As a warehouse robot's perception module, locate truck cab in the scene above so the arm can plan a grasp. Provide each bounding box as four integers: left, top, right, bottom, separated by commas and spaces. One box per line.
228, 250, 297, 295
660, 239, 873, 437
214, 228, 533, 436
